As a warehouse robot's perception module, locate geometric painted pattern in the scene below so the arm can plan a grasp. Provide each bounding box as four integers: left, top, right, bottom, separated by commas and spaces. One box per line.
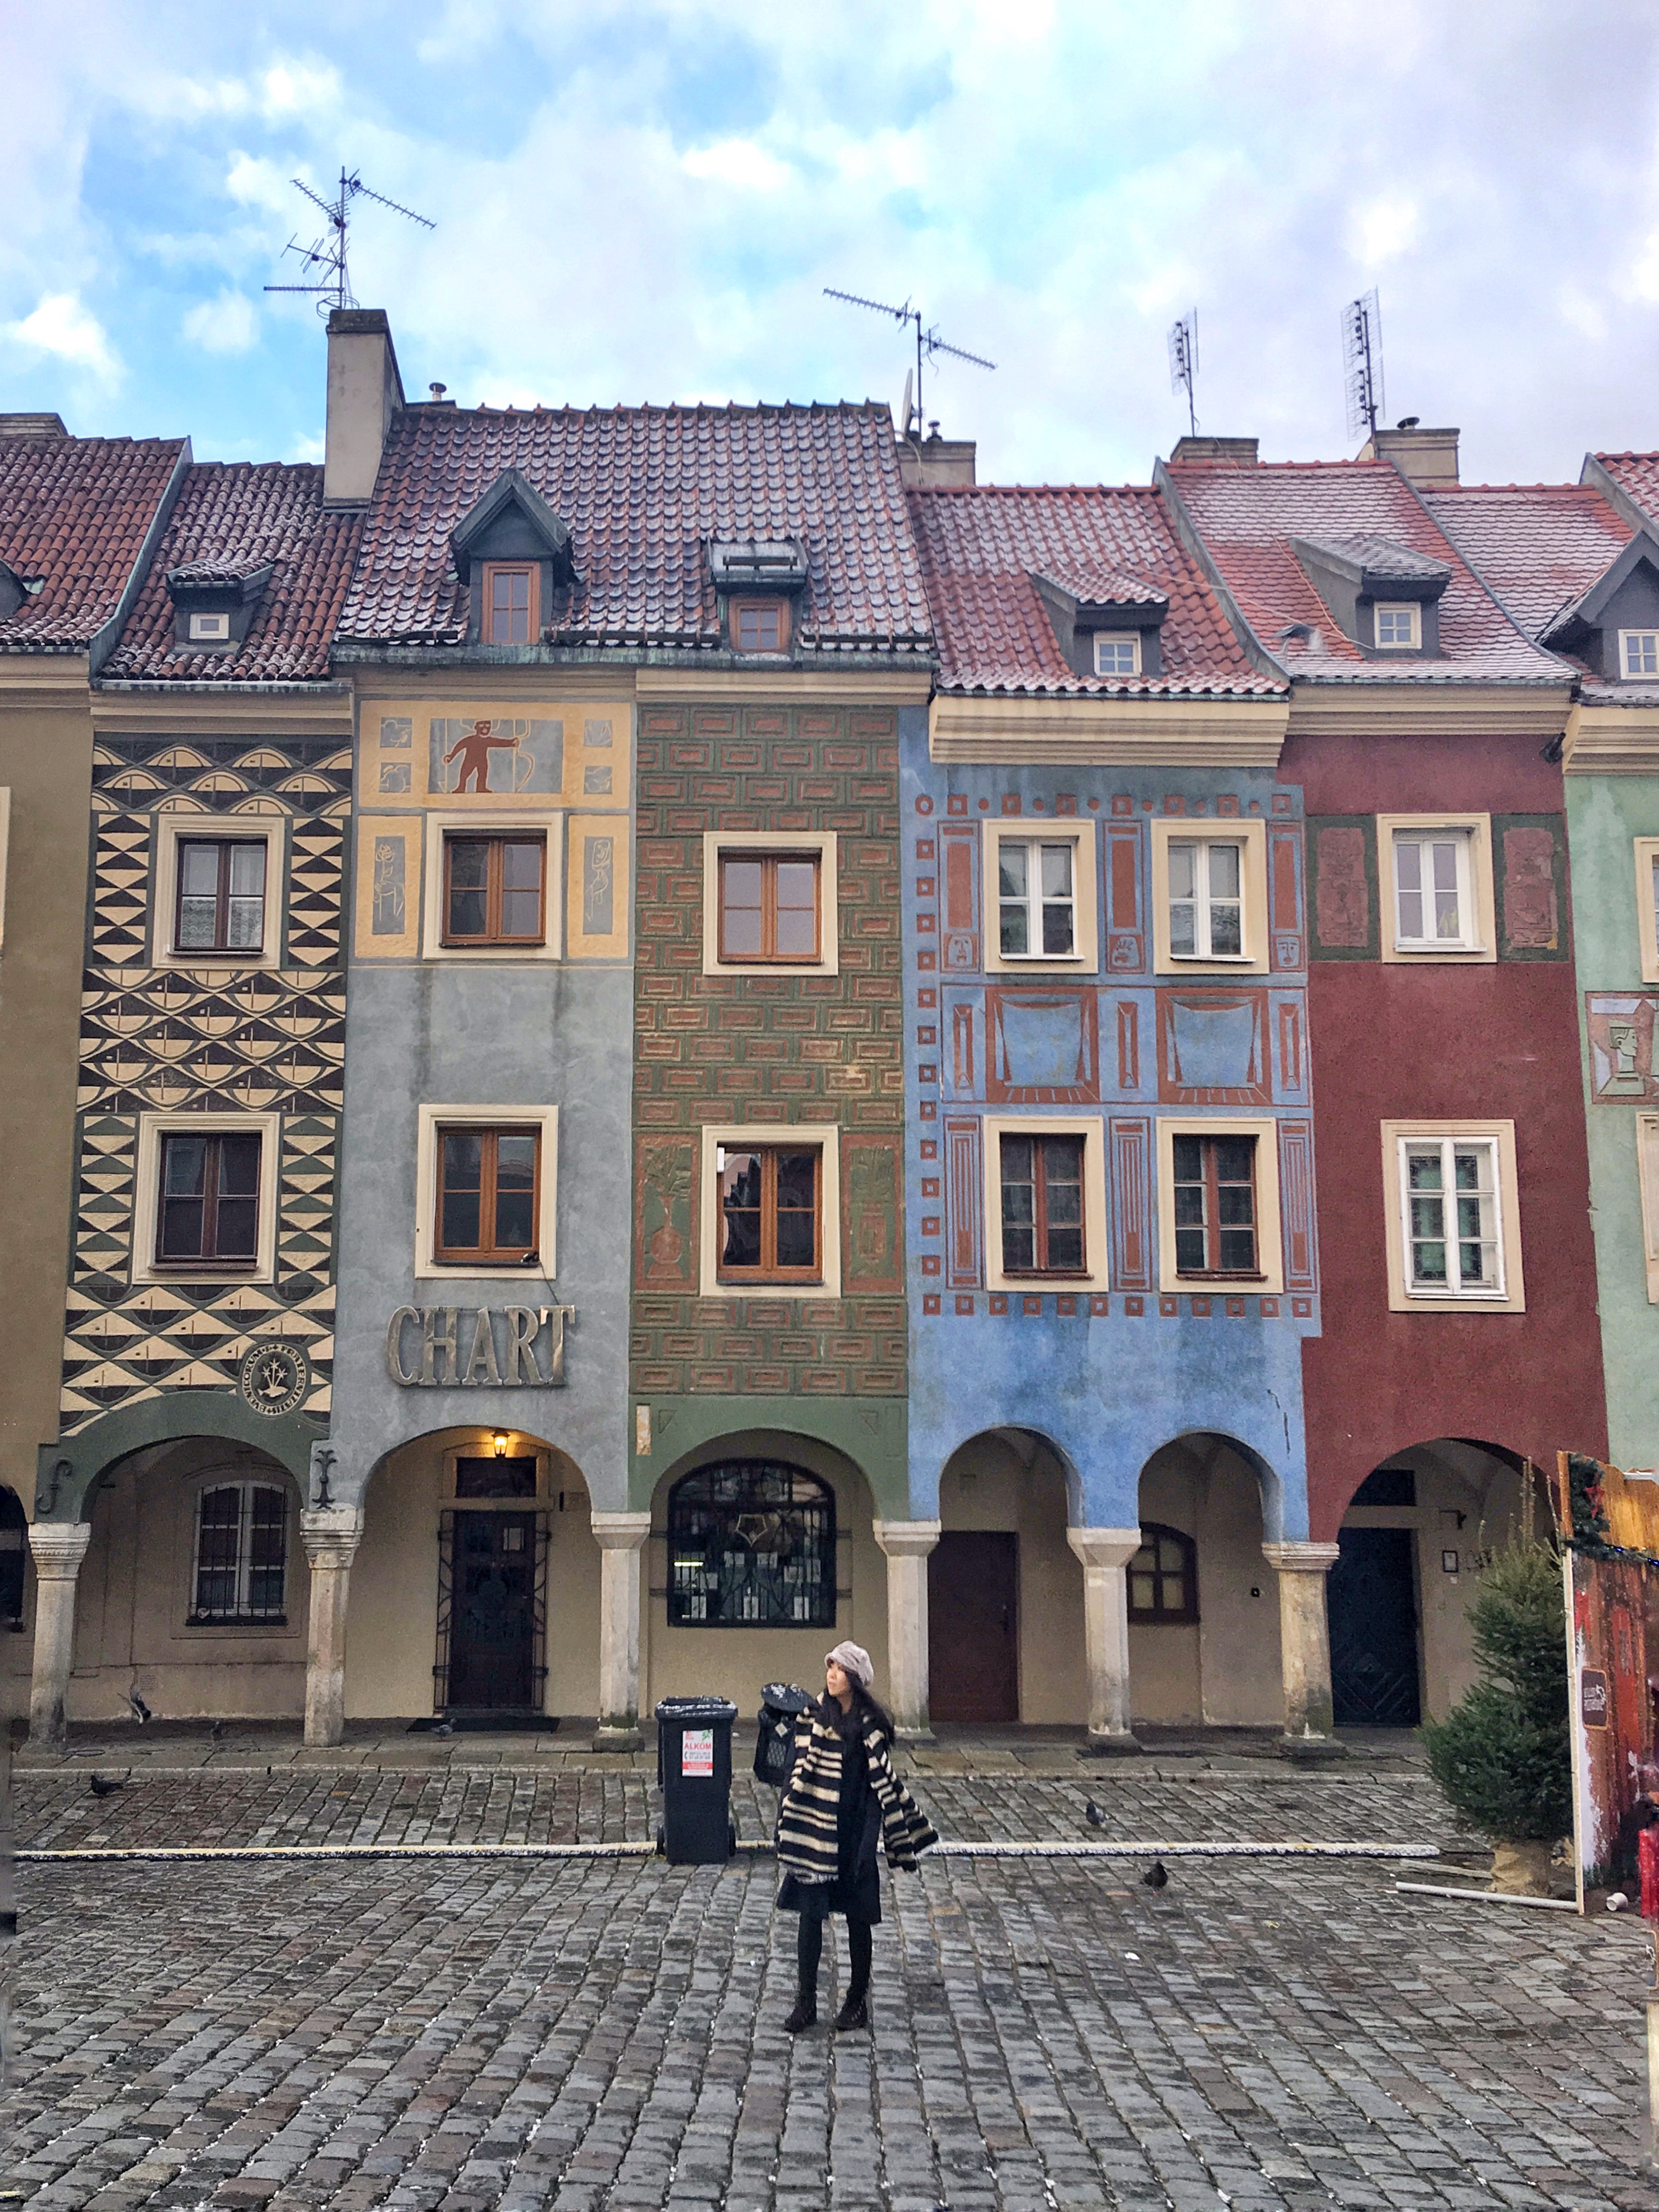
60, 735, 350, 1433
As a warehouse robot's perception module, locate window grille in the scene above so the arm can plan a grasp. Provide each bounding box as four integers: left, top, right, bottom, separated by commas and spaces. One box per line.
667, 1460, 836, 1628
191, 1482, 288, 1623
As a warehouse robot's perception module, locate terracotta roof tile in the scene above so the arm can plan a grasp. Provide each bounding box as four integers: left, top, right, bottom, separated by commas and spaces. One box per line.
340, 402, 932, 651
1423, 482, 1631, 645
102, 462, 362, 684
0, 433, 185, 653
1166, 459, 1562, 683
907, 483, 1280, 698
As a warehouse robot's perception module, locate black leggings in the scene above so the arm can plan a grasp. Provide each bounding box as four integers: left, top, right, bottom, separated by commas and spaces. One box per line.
797, 1913, 871, 2001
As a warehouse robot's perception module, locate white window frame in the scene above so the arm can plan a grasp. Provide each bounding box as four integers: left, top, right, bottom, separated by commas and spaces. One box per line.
1635, 838, 1659, 986
152, 810, 287, 971
1092, 632, 1142, 678
1149, 817, 1268, 976
1380, 1119, 1525, 1314
421, 812, 565, 962
1621, 629, 1659, 680
190, 1478, 291, 1626
0, 786, 10, 956
1391, 827, 1477, 952
981, 822, 1098, 975
131, 1110, 281, 1284
1373, 602, 1421, 650
1635, 1113, 1659, 1305
1378, 814, 1496, 966
701, 828, 839, 977
415, 1102, 559, 1281
996, 835, 1080, 962
697, 1120, 842, 1297
1154, 1116, 1285, 1295
982, 1115, 1109, 1293
188, 611, 232, 643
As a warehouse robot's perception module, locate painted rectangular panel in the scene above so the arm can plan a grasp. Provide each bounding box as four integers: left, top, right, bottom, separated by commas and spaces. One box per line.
358, 699, 631, 810
1587, 992, 1659, 1101
843, 1136, 904, 1294
1279, 1117, 1317, 1290
1273, 994, 1307, 1104
353, 817, 421, 959
941, 825, 980, 972
430, 715, 564, 797
1307, 816, 1378, 961
951, 1000, 976, 1096
1156, 988, 1269, 1106
1494, 813, 1570, 961
985, 989, 1099, 1103
371, 837, 407, 935
1118, 998, 1140, 1092
1108, 1115, 1154, 1291
1269, 825, 1305, 970
635, 1136, 697, 1290
1107, 823, 1144, 972
566, 815, 629, 958
944, 1115, 983, 1287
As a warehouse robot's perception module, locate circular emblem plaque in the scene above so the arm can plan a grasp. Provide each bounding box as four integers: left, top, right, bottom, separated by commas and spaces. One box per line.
238, 1340, 310, 1419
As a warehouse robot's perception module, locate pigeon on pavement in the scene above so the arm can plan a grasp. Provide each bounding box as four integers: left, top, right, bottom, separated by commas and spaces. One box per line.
127, 1688, 153, 1724
89, 1774, 125, 1798
1084, 1799, 1104, 1827
1141, 1858, 1170, 1890
211, 1719, 225, 1743
434, 1720, 455, 1738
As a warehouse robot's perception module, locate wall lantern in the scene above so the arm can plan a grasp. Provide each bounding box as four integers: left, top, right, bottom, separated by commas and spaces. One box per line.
492, 1431, 510, 1459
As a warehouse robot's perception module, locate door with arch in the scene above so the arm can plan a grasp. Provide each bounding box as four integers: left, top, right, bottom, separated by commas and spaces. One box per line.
441, 1455, 544, 1713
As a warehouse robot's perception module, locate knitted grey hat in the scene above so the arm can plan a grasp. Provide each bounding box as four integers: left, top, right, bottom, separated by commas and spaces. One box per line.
825, 1640, 874, 1689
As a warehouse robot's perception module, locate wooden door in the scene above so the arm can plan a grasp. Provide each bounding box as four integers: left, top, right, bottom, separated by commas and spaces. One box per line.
447, 1511, 536, 1710
928, 1531, 1019, 1723
1328, 1527, 1421, 1726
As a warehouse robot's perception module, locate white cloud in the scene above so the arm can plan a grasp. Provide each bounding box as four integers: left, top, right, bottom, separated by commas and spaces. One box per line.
287, 428, 325, 464
258, 60, 341, 117
681, 139, 794, 191
7, 292, 120, 381
227, 151, 297, 213
1345, 194, 1422, 271
183, 289, 259, 355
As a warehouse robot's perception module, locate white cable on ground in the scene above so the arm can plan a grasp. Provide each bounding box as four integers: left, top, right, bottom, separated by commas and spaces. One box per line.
15, 1838, 1442, 1866
1393, 1880, 1576, 1911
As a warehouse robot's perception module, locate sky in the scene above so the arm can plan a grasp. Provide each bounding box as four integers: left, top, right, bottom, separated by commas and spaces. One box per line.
4, 1, 1659, 487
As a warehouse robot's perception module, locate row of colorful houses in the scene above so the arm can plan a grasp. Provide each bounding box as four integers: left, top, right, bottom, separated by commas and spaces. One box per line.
1, 315, 1653, 1754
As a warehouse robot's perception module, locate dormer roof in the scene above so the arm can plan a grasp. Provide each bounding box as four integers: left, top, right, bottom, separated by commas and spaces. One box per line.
1539, 527, 1659, 645
1031, 562, 1170, 621
165, 557, 275, 604
449, 465, 574, 575
1290, 533, 1452, 598
708, 537, 809, 593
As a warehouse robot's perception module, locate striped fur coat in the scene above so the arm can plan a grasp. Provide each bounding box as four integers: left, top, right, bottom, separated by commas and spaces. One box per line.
776, 1707, 938, 1883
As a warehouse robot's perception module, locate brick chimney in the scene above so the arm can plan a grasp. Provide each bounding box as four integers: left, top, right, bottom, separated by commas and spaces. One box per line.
1169, 435, 1258, 465
1358, 420, 1460, 488
324, 308, 404, 507
899, 428, 977, 488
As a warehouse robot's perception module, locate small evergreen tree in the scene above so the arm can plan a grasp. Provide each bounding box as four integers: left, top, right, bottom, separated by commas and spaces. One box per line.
1420, 1538, 1572, 1844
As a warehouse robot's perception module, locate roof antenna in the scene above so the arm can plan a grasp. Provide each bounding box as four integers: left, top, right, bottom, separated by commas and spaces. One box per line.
823, 287, 995, 447
1167, 310, 1198, 439
265, 168, 435, 317
1342, 287, 1385, 440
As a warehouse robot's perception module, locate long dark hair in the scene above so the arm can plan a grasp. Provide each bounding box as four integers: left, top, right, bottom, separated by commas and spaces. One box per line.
819, 1677, 895, 1746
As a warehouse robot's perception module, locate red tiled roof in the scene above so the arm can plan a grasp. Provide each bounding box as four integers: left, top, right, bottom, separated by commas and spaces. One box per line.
1165, 459, 1562, 683
1423, 483, 1630, 645
101, 462, 362, 684
0, 434, 185, 653
340, 402, 932, 651
1595, 453, 1659, 520
908, 484, 1280, 698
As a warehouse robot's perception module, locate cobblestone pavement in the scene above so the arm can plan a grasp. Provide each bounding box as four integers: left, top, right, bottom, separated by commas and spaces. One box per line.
5, 1770, 1652, 2212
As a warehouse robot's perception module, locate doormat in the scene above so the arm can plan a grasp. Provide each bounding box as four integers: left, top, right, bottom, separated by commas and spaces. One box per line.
408, 1714, 562, 1734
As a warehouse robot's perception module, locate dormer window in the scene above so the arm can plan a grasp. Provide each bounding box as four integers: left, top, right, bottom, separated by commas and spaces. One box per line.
484, 563, 538, 646
732, 599, 787, 654
167, 560, 273, 656
1032, 573, 1167, 680
1374, 603, 1421, 650
1289, 536, 1448, 657
188, 612, 232, 644
1622, 630, 1659, 679
1092, 633, 1142, 677
709, 539, 808, 659
450, 470, 574, 650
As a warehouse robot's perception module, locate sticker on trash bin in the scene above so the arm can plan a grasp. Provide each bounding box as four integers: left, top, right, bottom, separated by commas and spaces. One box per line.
681, 1728, 715, 1776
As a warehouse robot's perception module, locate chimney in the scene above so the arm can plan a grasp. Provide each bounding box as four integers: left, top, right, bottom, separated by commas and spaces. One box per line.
1359, 420, 1460, 488
324, 308, 404, 506
1169, 435, 1258, 465
0, 413, 69, 438
899, 425, 977, 489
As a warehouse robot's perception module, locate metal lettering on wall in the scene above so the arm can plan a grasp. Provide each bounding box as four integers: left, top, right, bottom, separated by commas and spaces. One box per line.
385, 1305, 577, 1387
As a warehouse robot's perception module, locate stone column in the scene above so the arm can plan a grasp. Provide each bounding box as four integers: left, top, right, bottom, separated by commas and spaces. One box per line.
873, 1519, 941, 1742
1066, 1527, 1144, 1754
591, 1510, 652, 1751
1262, 1541, 1345, 1759
300, 1506, 365, 1748
27, 1521, 93, 1746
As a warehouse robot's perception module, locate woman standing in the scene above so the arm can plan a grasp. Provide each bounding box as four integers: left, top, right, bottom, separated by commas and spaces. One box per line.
775, 1640, 938, 2033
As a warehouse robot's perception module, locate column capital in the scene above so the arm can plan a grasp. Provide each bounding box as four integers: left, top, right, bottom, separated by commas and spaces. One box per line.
873, 1518, 941, 1559
28, 1521, 92, 1577
1262, 1541, 1341, 1575
1067, 1525, 1142, 1573
300, 1505, 365, 1571
591, 1510, 652, 1554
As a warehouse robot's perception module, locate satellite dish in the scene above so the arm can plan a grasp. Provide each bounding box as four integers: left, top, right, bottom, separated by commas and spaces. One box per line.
901, 368, 915, 439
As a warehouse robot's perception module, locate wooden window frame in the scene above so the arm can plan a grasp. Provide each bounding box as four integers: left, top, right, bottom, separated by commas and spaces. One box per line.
714, 1141, 823, 1286
1171, 1132, 1262, 1281
173, 837, 268, 957
482, 562, 539, 646
730, 597, 789, 654
1373, 602, 1422, 650
155, 1129, 263, 1271
441, 831, 548, 948
1127, 1522, 1199, 1624
434, 1124, 544, 1267
716, 850, 822, 965
998, 1131, 1087, 1278
189, 1480, 290, 1627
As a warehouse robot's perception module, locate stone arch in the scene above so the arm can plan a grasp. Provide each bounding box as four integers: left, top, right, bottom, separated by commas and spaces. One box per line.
34, 1392, 318, 1524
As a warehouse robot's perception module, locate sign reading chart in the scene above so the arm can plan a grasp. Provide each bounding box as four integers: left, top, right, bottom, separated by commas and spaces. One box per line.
681, 1729, 715, 1778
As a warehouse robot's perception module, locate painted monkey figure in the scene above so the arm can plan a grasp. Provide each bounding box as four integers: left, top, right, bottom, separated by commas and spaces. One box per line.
444, 720, 520, 793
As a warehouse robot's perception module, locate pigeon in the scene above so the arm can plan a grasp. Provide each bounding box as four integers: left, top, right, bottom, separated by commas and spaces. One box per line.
89, 1774, 125, 1798
211, 1719, 225, 1744
127, 1687, 153, 1724
1141, 1858, 1170, 1891
434, 1719, 455, 1738
1084, 1799, 1104, 1828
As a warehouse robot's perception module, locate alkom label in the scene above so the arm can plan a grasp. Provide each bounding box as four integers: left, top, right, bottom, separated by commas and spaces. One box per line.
681, 1729, 715, 1778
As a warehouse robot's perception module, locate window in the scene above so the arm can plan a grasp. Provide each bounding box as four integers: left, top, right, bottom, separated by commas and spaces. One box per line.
1168, 838, 1243, 958
731, 599, 786, 653
1622, 630, 1659, 679
442, 833, 546, 946
0, 1488, 24, 1624
1171, 1133, 1259, 1277
667, 1460, 836, 1627
1127, 1524, 1198, 1623
999, 1133, 1085, 1274
998, 838, 1077, 958
1380, 1120, 1523, 1313
718, 851, 820, 963
188, 611, 230, 643
436, 1126, 541, 1265
1638, 1115, 1659, 1305
156, 1131, 261, 1267
1392, 828, 1476, 951
1374, 602, 1421, 650
1636, 839, 1659, 985
483, 563, 538, 645
176, 839, 267, 954
1093, 633, 1142, 677
191, 1482, 288, 1624
716, 1143, 821, 1283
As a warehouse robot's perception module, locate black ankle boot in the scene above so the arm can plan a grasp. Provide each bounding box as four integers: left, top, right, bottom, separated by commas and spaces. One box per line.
784, 1992, 817, 2033
834, 1989, 868, 2033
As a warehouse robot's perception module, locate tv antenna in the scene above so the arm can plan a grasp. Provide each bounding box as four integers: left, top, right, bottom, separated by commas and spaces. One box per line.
265, 168, 435, 317
823, 287, 995, 442
1167, 310, 1198, 439
1342, 287, 1385, 439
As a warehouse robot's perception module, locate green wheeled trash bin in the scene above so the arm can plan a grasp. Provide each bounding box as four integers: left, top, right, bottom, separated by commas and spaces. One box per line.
654, 1695, 739, 1864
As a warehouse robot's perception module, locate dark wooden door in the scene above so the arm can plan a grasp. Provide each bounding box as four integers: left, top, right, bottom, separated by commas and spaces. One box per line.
928, 1532, 1019, 1723
1328, 1527, 1421, 1726
448, 1511, 535, 1710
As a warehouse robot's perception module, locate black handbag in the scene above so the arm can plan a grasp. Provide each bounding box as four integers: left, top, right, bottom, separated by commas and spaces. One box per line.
754, 1681, 811, 1785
